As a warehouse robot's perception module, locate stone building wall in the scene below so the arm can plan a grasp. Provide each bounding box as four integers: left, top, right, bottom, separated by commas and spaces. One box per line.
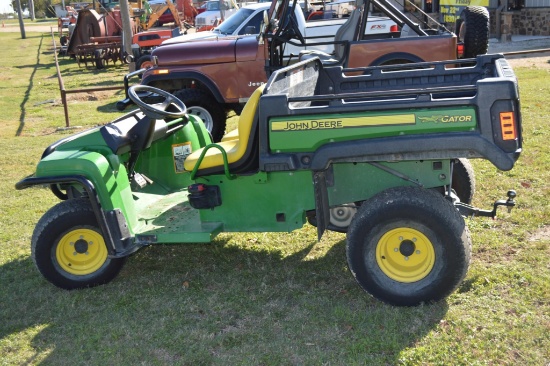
511, 8, 550, 35
489, 9, 497, 35
489, 8, 550, 36
402, 8, 549, 37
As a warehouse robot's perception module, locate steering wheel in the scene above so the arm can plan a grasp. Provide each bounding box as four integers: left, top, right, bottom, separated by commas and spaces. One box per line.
282, 11, 305, 45
272, 0, 305, 46
128, 85, 187, 119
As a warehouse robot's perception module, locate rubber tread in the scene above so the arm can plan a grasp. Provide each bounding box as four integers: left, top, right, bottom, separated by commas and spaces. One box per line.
460, 6, 490, 58
346, 186, 471, 306
452, 158, 476, 204
31, 199, 125, 290
173, 89, 227, 142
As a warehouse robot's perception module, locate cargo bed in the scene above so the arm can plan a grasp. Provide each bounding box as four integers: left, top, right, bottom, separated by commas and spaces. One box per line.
258, 54, 522, 172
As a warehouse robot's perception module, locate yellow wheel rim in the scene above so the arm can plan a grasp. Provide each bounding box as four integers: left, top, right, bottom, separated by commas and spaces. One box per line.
375, 227, 435, 283
56, 228, 108, 276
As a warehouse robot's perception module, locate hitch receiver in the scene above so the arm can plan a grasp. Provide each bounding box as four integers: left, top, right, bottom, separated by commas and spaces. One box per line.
454, 190, 516, 218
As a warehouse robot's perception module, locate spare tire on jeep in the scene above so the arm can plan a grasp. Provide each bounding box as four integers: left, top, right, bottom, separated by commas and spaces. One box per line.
456, 6, 490, 58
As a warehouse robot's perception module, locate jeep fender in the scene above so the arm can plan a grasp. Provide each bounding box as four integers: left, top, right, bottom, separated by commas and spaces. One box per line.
142, 71, 226, 105
369, 52, 424, 66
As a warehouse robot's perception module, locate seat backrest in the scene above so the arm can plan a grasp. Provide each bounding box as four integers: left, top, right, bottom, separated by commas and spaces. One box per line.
238, 85, 264, 142
183, 85, 265, 175
333, 9, 361, 60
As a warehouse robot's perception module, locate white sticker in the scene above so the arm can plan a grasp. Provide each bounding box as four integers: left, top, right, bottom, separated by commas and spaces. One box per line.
289, 68, 304, 89
172, 142, 192, 173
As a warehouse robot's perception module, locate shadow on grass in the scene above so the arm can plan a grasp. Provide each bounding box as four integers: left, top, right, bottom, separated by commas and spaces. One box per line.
0, 234, 449, 364
16, 34, 44, 137
12, 35, 127, 134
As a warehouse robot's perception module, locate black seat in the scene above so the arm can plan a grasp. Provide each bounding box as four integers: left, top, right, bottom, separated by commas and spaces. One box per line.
299, 8, 361, 65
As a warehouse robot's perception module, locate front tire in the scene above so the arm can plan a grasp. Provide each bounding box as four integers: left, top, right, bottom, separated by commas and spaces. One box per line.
31, 199, 125, 290
172, 89, 226, 142
346, 187, 471, 306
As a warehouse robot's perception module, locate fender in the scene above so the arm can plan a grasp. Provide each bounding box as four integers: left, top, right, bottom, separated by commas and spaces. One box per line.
22, 148, 139, 246
369, 52, 424, 66
15, 174, 138, 257
142, 70, 226, 104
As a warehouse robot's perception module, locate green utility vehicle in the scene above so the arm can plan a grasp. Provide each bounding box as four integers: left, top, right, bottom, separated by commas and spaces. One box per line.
17, 54, 521, 306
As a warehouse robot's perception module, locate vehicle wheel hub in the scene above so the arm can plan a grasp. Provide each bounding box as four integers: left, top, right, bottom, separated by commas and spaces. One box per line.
375, 227, 435, 283
74, 239, 89, 254
187, 106, 213, 132
399, 239, 415, 257
329, 205, 357, 229
56, 228, 108, 276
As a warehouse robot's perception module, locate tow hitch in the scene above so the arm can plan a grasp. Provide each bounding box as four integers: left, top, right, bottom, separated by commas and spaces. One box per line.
454, 190, 517, 218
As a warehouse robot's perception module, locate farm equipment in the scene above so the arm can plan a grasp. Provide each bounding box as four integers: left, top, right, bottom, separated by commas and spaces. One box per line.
65, 0, 185, 69
138, 0, 186, 30
130, 0, 200, 70
66, 8, 131, 68
17, 53, 521, 306
57, 5, 78, 48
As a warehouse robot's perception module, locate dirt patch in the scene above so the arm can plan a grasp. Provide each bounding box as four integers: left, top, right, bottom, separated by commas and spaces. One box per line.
65, 91, 117, 102
505, 53, 550, 70
489, 37, 550, 70
529, 226, 550, 242
0, 23, 56, 33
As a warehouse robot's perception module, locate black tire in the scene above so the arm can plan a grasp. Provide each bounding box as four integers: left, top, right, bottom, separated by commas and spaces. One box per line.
456, 6, 490, 58
31, 199, 125, 290
94, 49, 105, 70
172, 89, 226, 142
346, 186, 471, 306
452, 158, 476, 204
120, 49, 129, 64
136, 54, 154, 70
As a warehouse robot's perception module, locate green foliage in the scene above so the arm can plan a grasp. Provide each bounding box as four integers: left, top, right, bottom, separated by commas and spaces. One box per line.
10, 0, 55, 18
1, 31, 549, 364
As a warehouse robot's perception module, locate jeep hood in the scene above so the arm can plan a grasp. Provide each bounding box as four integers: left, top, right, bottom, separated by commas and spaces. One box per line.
152, 35, 262, 67
161, 30, 219, 46
153, 37, 240, 66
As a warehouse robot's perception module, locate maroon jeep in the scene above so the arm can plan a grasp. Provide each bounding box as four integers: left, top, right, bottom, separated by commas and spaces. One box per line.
117, 0, 489, 142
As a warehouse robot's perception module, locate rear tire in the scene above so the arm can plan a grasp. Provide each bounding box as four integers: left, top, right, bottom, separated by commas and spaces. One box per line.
173, 89, 226, 142
452, 158, 476, 204
457, 6, 490, 58
32, 199, 125, 290
346, 186, 471, 306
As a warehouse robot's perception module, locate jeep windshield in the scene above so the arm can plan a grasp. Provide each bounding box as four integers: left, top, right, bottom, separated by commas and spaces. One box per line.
215, 8, 256, 35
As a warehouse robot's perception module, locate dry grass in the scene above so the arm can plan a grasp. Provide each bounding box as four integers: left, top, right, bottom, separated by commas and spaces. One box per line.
0, 31, 549, 365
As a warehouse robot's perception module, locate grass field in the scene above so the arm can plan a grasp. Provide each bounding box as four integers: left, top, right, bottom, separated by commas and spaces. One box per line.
0, 31, 549, 365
